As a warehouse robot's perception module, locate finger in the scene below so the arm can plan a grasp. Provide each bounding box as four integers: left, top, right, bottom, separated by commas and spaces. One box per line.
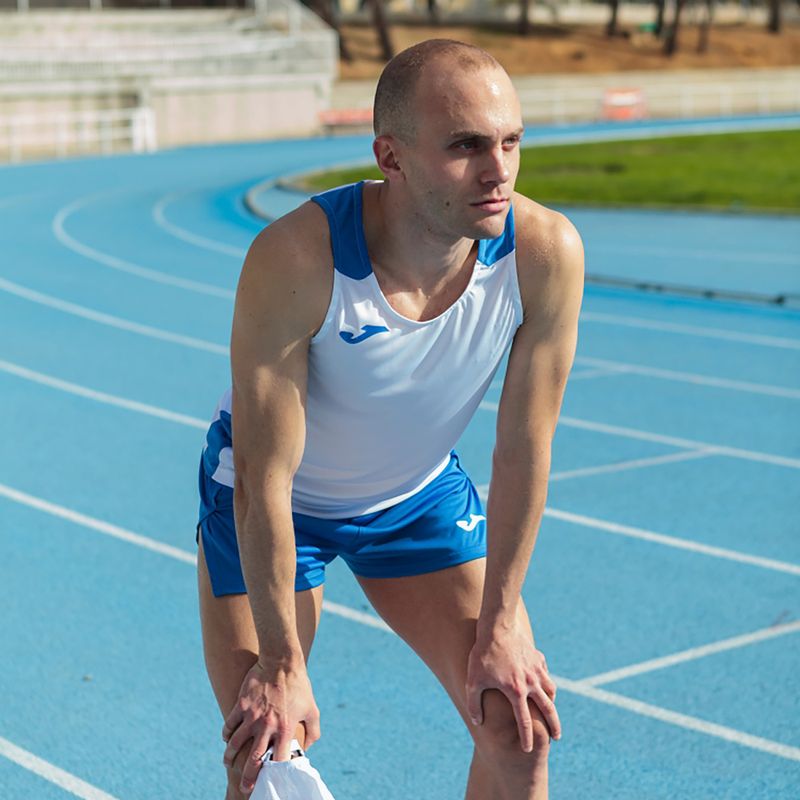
303, 709, 322, 749
271, 726, 295, 763
533, 689, 561, 741
465, 684, 484, 726
223, 725, 251, 767
511, 694, 534, 753
239, 732, 271, 794
222, 705, 243, 742
542, 674, 557, 702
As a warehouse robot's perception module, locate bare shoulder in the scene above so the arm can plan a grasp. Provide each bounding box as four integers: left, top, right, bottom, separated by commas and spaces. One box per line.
235, 200, 333, 337
510, 192, 584, 320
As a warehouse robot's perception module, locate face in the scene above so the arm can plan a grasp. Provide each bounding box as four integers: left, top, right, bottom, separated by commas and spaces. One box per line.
394, 61, 523, 242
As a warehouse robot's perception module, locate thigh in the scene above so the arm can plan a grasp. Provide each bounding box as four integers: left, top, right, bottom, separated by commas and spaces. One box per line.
197, 534, 323, 718
356, 558, 534, 721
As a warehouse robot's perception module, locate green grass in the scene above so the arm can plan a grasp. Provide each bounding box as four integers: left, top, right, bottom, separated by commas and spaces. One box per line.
299, 129, 800, 213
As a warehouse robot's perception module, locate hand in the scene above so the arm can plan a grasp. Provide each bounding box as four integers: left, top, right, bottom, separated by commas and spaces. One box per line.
466, 623, 560, 752
222, 660, 321, 794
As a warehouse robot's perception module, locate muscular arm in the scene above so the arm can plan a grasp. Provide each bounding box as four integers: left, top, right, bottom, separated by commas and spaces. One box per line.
481, 200, 583, 635
221, 202, 332, 785
467, 196, 584, 747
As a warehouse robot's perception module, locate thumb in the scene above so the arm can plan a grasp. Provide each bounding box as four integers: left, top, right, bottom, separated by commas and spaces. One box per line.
465, 683, 484, 726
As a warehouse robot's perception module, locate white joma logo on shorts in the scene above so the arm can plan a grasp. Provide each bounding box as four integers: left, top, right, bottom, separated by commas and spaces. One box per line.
456, 514, 486, 532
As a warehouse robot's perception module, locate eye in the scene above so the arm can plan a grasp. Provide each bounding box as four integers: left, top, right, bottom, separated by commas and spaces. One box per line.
503, 135, 521, 149
453, 139, 479, 151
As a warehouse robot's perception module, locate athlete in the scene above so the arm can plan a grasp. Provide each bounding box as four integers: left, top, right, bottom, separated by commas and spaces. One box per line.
197, 39, 584, 800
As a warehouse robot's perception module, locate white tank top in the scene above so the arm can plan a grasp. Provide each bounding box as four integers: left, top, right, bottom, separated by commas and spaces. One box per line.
204, 181, 523, 518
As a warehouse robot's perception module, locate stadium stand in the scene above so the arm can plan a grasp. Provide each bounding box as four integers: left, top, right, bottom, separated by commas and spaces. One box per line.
0, 2, 337, 161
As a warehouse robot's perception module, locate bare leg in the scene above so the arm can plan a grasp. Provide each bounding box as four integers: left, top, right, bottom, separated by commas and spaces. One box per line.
358, 559, 550, 800
197, 536, 323, 799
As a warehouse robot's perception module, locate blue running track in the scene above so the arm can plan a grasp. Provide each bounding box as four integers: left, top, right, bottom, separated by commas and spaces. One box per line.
1, 122, 798, 800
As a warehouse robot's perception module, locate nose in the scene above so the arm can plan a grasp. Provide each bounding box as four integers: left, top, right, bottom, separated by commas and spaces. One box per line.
481, 144, 510, 185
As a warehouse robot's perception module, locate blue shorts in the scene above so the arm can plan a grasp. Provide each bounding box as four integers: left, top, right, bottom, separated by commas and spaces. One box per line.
197, 452, 487, 595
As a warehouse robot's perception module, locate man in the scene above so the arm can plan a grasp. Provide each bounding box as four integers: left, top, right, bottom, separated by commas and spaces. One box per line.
197, 39, 584, 800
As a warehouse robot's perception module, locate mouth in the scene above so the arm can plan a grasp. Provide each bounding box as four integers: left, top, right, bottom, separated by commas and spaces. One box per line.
471, 198, 509, 213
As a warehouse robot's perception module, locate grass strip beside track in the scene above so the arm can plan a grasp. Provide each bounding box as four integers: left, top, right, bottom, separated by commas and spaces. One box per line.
301, 130, 800, 214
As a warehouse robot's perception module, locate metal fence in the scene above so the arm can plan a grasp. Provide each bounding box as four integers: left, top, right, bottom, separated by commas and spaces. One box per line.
0, 106, 156, 162
516, 80, 800, 125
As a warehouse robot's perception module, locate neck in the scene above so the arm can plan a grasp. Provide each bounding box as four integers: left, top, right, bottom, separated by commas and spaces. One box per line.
365, 181, 475, 289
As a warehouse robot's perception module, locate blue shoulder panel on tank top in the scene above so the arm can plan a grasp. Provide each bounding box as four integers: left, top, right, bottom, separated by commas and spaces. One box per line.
311, 182, 373, 280
312, 181, 515, 276
478, 204, 515, 266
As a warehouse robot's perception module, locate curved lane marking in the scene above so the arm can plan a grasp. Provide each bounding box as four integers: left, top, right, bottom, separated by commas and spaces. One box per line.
0, 277, 228, 356
0, 359, 208, 429
152, 190, 248, 259
52, 194, 235, 299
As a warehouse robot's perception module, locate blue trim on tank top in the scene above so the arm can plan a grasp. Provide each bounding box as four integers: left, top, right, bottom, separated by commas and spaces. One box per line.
311, 181, 516, 279
311, 182, 372, 280
478, 203, 515, 266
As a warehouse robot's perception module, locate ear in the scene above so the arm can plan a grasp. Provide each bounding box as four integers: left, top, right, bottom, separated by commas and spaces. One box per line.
373, 135, 405, 182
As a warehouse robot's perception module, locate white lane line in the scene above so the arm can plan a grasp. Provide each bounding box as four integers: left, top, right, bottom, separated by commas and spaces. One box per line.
0, 359, 208, 429
582, 620, 800, 687
575, 356, 800, 399
546, 448, 713, 482
3, 484, 799, 765
322, 600, 393, 632
52, 195, 236, 299
0, 277, 229, 356
477, 485, 800, 575
0, 736, 120, 800
0, 483, 197, 566
543, 506, 800, 576
580, 311, 800, 351
152, 191, 248, 259
485, 403, 800, 471
590, 242, 800, 267
568, 366, 630, 381
553, 677, 800, 762
557, 414, 800, 470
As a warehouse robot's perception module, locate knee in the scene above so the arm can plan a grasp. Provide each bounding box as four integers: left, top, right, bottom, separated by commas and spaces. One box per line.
474, 689, 551, 767
224, 745, 255, 800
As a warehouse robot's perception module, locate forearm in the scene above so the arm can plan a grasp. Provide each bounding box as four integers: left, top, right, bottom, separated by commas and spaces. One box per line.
478, 444, 551, 640
234, 480, 304, 664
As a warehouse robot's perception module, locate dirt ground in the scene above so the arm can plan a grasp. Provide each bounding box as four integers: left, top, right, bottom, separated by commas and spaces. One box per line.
338, 20, 800, 78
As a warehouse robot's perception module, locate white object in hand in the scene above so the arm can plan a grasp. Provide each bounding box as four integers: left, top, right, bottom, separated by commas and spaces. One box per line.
251, 739, 337, 800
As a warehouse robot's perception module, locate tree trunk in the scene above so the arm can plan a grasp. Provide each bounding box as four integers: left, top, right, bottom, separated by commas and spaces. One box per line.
697, 0, 714, 53
654, 0, 667, 36
366, 0, 394, 62
427, 0, 440, 24
305, 0, 353, 62
767, 0, 782, 33
664, 0, 686, 55
607, 0, 620, 37
518, 0, 531, 36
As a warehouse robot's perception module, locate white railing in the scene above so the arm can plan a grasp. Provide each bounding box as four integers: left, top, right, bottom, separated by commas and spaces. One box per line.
516, 81, 800, 124
0, 107, 157, 163
0, 33, 337, 82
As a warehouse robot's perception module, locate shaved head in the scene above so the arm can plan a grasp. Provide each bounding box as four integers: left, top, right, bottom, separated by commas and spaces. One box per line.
373, 39, 503, 143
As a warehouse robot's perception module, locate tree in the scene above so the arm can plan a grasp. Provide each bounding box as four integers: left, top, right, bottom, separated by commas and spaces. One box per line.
364, 0, 394, 61
607, 0, 621, 37
653, 0, 667, 37
519, 0, 532, 36
767, 0, 782, 33
697, 0, 714, 53
664, 0, 687, 55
